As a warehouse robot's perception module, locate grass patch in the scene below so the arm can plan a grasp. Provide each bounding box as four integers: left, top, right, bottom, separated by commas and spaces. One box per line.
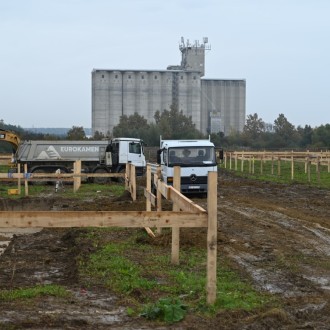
78, 228, 274, 322
0, 284, 70, 301
221, 160, 330, 189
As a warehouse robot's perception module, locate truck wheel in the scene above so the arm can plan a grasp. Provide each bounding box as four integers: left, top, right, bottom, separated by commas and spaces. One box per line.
32, 167, 68, 186
31, 168, 48, 185
93, 167, 109, 184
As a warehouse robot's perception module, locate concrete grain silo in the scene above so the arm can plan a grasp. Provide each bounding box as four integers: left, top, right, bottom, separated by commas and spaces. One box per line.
92, 38, 246, 136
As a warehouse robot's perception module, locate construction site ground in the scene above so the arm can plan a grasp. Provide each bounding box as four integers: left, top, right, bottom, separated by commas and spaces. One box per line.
0, 170, 329, 329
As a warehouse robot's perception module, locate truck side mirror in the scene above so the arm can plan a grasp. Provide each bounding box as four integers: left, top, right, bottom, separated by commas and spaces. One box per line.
156, 149, 162, 164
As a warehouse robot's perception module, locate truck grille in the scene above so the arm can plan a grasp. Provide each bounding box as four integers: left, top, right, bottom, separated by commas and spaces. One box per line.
181, 176, 208, 185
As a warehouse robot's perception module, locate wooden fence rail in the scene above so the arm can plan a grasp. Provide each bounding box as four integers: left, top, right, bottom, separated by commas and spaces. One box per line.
0, 163, 218, 304
0, 161, 136, 200
0, 154, 12, 165
224, 151, 330, 183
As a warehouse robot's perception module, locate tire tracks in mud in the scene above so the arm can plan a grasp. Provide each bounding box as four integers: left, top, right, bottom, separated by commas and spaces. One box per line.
218, 191, 330, 297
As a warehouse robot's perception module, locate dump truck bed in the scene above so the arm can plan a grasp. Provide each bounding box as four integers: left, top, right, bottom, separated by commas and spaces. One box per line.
16, 140, 109, 162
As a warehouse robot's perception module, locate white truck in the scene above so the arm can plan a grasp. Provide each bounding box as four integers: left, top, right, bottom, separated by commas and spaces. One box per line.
156, 138, 218, 194
15, 137, 146, 183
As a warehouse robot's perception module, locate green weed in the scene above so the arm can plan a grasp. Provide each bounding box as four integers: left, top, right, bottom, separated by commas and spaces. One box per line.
0, 284, 69, 301
140, 297, 187, 323
79, 229, 273, 323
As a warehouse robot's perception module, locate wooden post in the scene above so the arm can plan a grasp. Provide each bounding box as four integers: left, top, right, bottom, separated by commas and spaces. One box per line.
271, 155, 274, 175
73, 160, 81, 193
156, 166, 162, 235
146, 165, 151, 212
260, 156, 263, 174
316, 156, 320, 184
171, 166, 180, 265
235, 154, 238, 171
17, 163, 21, 195
24, 164, 29, 196
307, 158, 311, 182
125, 163, 130, 190
131, 165, 136, 201
305, 150, 309, 173
277, 157, 281, 176
229, 153, 232, 170
241, 155, 244, 172
144, 164, 154, 237
224, 152, 227, 168
252, 156, 255, 174
207, 171, 217, 304
248, 156, 251, 173
291, 155, 294, 180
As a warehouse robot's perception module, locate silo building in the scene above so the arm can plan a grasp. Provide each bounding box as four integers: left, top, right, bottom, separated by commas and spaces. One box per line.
92, 38, 246, 136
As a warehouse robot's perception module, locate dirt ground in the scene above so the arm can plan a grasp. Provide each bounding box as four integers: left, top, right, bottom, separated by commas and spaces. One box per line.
0, 170, 330, 329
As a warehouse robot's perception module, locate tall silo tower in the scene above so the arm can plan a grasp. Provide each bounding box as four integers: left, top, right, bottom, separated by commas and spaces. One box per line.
179, 37, 211, 77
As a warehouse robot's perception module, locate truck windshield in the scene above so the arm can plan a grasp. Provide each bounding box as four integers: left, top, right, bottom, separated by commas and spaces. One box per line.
168, 147, 215, 166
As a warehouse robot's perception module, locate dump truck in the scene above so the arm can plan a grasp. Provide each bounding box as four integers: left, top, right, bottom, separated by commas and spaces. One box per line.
157, 138, 217, 194
15, 138, 146, 183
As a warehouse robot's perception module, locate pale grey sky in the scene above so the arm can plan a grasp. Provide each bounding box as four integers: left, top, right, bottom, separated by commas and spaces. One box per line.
1, 0, 329, 129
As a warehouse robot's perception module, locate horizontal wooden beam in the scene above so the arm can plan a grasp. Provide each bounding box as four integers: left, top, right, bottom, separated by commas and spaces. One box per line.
156, 179, 170, 199
169, 186, 206, 213
0, 173, 125, 179
0, 211, 208, 228
144, 188, 156, 207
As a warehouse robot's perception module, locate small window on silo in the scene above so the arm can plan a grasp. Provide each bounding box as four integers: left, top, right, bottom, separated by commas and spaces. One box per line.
193, 76, 196, 80
101, 75, 104, 78
181, 76, 183, 80
141, 75, 144, 79
128, 75, 131, 79
154, 75, 157, 79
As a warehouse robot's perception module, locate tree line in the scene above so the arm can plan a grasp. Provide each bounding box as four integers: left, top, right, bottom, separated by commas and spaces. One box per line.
220, 113, 330, 150
1, 110, 329, 151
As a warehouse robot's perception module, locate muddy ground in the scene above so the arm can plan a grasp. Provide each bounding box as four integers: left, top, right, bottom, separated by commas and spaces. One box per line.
0, 170, 329, 329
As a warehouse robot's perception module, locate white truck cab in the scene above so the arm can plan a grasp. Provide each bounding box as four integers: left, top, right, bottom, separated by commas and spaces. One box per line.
157, 138, 217, 194
104, 138, 146, 175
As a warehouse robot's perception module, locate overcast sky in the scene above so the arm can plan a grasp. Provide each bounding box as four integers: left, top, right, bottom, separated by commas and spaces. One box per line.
1, 0, 329, 129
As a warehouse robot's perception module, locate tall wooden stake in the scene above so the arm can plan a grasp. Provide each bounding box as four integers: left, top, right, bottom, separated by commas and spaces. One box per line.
207, 171, 218, 304
171, 166, 180, 265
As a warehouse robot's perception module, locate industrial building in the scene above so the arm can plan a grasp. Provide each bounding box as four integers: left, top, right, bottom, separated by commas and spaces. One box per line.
92, 38, 246, 136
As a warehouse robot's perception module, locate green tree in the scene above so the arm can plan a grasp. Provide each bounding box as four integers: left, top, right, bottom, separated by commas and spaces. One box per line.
273, 114, 298, 148
113, 112, 150, 141
242, 113, 266, 147
66, 126, 86, 140
244, 114, 265, 137
210, 132, 226, 147
154, 106, 203, 140
311, 124, 330, 148
297, 125, 313, 148
92, 130, 106, 140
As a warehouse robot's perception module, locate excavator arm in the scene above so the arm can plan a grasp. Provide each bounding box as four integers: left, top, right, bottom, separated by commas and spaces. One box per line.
0, 129, 21, 152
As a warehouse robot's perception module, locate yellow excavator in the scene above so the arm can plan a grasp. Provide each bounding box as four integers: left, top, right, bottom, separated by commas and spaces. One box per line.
0, 129, 20, 151
0, 129, 21, 163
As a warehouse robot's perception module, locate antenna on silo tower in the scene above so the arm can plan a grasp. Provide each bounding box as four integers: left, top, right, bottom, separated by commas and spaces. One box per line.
179, 37, 211, 76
